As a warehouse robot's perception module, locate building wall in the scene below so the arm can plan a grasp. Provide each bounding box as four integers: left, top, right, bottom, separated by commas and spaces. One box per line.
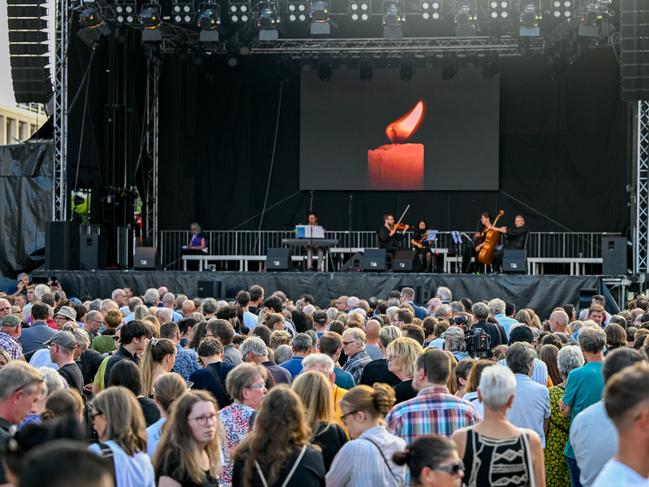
0, 104, 46, 144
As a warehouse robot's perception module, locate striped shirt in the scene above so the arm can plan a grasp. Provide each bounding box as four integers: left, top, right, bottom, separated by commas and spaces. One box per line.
326, 426, 406, 487
0, 331, 22, 360
342, 350, 372, 384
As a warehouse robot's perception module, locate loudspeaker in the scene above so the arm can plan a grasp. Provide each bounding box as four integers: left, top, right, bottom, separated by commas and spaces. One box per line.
393, 250, 415, 272
197, 280, 221, 298
45, 221, 80, 270
266, 248, 291, 271
133, 247, 157, 270
362, 249, 387, 271
79, 226, 106, 270
416, 287, 432, 304
341, 252, 363, 271
602, 236, 627, 275
620, 0, 649, 101
503, 250, 527, 274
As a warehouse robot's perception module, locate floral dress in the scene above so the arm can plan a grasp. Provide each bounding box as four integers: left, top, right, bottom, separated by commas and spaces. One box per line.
218, 402, 255, 487
545, 385, 571, 487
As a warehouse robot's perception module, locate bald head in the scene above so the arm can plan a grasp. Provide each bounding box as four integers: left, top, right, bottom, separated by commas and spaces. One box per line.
365, 319, 381, 342
549, 310, 569, 332
181, 300, 196, 317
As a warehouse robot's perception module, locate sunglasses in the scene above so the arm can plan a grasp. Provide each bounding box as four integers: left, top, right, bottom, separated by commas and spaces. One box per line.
434, 460, 465, 476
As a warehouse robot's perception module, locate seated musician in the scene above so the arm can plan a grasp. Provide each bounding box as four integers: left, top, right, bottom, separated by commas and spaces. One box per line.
377, 213, 408, 268
462, 212, 504, 273
493, 214, 529, 271
305, 212, 325, 272
411, 220, 433, 272
182, 222, 208, 270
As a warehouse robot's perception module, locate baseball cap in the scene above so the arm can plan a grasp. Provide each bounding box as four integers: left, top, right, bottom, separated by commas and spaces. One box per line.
509, 325, 534, 345
1, 315, 21, 327
55, 306, 77, 321
44, 331, 78, 349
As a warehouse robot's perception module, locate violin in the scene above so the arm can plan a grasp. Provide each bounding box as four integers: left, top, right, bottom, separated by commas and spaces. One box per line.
477, 210, 504, 265
391, 205, 411, 234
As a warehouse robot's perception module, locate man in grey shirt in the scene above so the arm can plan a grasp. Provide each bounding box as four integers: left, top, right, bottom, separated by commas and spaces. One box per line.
206, 319, 243, 366
571, 348, 645, 486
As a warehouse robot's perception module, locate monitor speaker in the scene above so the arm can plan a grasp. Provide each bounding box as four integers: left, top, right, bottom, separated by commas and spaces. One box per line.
197, 280, 221, 298
133, 247, 157, 270
341, 252, 363, 271
362, 249, 387, 271
79, 226, 106, 270
503, 250, 527, 274
393, 250, 415, 272
266, 248, 291, 271
602, 236, 627, 275
45, 221, 80, 270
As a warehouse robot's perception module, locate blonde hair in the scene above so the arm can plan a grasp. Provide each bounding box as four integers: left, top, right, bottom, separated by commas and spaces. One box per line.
385, 337, 424, 378
291, 371, 335, 438
141, 338, 176, 396
152, 372, 187, 412
269, 330, 291, 350
90, 386, 147, 456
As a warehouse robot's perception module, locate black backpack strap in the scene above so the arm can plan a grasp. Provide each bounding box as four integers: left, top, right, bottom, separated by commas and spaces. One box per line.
248, 411, 257, 432
97, 442, 116, 480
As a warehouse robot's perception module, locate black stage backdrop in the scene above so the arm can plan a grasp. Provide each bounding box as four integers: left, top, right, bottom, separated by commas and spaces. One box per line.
157, 47, 630, 233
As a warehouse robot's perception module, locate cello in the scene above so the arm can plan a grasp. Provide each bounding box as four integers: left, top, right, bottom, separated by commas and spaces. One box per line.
477, 210, 504, 265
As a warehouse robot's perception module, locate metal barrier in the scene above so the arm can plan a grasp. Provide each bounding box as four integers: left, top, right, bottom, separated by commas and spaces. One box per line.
160, 230, 616, 271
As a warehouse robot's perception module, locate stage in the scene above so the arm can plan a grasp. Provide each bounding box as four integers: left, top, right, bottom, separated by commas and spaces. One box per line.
33, 270, 617, 318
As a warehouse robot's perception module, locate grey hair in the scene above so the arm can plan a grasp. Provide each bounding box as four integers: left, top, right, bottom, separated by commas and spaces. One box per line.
506, 342, 536, 375
557, 345, 585, 378
292, 333, 313, 353
39, 367, 65, 396
34, 284, 51, 301
302, 353, 335, 375
478, 364, 516, 410
161, 292, 175, 306
400, 287, 415, 300
201, 298, 218, 315
0, 362, 43, 400
578, 326, 607, 353
326, 307, 338, 321
133, 305, 149, 321
434, 304, 452, 318
343, 328, 367, 345
449, 301, 466, 314
472, 302, 490, 320
379, 325, 402, 348
445, 329, 466, 352
240, 337, 268, 358
156, 308, 173, 324
435, 286, 452, 302
347, 296, 360, 309
488, 298, 506, 316
274, 344, 293, 364
72, 329, 91, 351
111, 288, 126, 301
143, 288, 160, 305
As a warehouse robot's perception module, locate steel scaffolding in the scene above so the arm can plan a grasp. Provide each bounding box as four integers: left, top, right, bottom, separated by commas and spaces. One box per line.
52, 0, 68, 221
635, 100, 649, 276
143, 59, 160, 248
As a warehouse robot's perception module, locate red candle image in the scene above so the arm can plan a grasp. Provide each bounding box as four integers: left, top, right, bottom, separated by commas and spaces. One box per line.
368, 100, 426, 190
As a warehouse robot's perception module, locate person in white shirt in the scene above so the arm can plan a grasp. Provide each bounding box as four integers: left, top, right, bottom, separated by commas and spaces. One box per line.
592, 362, 649, 487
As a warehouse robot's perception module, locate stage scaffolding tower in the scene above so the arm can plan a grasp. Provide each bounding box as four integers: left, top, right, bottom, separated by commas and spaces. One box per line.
52, 0, 68, 221
635, 101, 649, 281
142, 59, 160, 249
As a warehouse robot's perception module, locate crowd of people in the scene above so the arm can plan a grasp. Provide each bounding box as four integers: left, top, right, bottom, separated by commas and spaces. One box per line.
1, 278, 649, 487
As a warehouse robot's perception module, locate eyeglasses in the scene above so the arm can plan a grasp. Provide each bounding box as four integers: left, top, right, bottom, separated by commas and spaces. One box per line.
340, 410, 361, 423
246, 383, 267, 391
342, 341, 357, 346
90, 410, 104, 420
434, 460, 465, 476
188, 413, 217, 426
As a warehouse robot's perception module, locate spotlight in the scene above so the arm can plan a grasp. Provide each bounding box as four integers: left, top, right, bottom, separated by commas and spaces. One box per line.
80, 4, 102, 28
287, 1, 308, 22
171, 2, 194, 24
197, 2, 220, 41
256, 0, 280, 40
519, 0, 540, 36
115, 2, 137, 24
359, 60, 373, 81
400, 59, 414, 80
309, 0, 331, 34
441, 56, 457, 80
140, 3, 162, 41
420, 0, 441, 20
318, 62, 332, 81
487, 0, 509, 21
549, 0, 572, 20
454, 0, 476, 36
349, 0, 371, 21
229, 1, 251, 23
578, 0, 609, 37
382, 0, 404, 38
77, 3, 110, 46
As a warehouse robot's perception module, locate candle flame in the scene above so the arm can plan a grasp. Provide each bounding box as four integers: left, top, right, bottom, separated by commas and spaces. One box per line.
385, 100, 426, 144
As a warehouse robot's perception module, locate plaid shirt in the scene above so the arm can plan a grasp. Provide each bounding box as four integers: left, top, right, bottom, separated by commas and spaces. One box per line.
386, 385, 481, 444
0, 331, 23, 360
343, 350, 372, 384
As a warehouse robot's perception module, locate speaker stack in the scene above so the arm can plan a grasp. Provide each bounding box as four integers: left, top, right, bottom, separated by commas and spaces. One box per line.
621, 0, 649, 101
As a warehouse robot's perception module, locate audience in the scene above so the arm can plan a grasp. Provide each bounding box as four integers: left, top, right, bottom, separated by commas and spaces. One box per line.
393, 435, 464, 487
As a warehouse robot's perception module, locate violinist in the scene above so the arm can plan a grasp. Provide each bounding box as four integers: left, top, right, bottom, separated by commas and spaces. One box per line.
411, 220, 433, 272
377, 213, 408, 257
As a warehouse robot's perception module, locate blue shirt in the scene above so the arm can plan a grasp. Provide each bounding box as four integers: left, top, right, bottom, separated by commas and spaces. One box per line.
146, 417, 166, 458
507, 373, 550, 447
19, 321, 57, 355
334, 367, 356, 389
495, 314, 518, 339
190, 362, 234, 408
172, 344, 200, 382
498, 357, 548, 386
280, 356, 305, 379
243, 311, 258, 330
406, 302, 428, 320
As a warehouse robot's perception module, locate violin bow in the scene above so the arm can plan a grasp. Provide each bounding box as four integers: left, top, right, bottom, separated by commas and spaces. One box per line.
396, 205, 411, 234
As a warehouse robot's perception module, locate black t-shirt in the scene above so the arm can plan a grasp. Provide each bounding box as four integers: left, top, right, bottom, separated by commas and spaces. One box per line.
58, 362, 84, 393
157, 454, 219, 487
313, 423, 347, 471
377, 226, 399, 250
189, 362, 234, 408
78, 348, 105, 385
506, 225, 528, 249
232, 444, 325, 487
394, 380, 417, 404
0, 417, 13, 484
359, 359, 401, 387
138, 396, 161, 426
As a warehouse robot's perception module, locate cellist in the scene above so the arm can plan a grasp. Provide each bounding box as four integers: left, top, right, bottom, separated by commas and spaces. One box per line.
462, 212, 506, 273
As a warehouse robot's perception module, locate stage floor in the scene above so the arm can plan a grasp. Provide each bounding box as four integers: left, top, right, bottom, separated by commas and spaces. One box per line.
33, 270, 607, 318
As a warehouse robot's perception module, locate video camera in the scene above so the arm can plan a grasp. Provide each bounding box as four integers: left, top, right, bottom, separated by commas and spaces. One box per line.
453, 315, 492, 359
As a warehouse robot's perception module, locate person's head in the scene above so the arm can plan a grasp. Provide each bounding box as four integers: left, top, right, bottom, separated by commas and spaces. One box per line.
151, 372, 187, 419
540, 344, 561, 385
508, 325, 535, 345
1, 314, 22, 339
386, 337, 424, 380
0, 362, 44, 424
240, 337, 269, 363
263, 312, 285, 331
393, 435, 464, 487
90, 386, 147, 454
342, 328, 366, 357
17, 440, 113, 487
205, 318, 235, 346
249, 284, 264, 304
119, 320, 152, 354
30, 302, 49, 321
443, 326, 466, 353
274, 344, 293, 364
471, 302, 490, 321
107, 359, 143, 396
588, 303, 606, 326
201, 298, 218, 317
291, 370, 334, 436
487, 299, 505, 317
400, 287, 416, 303
384, 213, 395, 226
605, 323, 627, 350
196, 337, 224, 365
291, 333, 313, 357
465, 359, 495, 394
549, 310, 569, 332
402, 324, 426, 346
340, 383, 396, 438
435, 287, 452, 303
0, 349, 10, 368
302, 353, 336, 384
111, 288, 127, 306
307, 212, 318, 225
478, 363, 516, 411
44, 331, 77, 365
604, 362, 649, 441
225, 363, 267, 408
578, 326, 607, 355
602, 348, 646, 384
505, 342, 536, 376
103, 309, 123, 330
143, 288, 160, 306
43, 389, 85, 421
140, 337, 176, 396
480, 212, 492, 225
413, 349, 451, 390
190, 222, 201, 234
153, 390, 221, 483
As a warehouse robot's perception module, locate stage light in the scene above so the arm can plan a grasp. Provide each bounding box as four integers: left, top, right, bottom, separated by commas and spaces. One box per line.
197, 2, 220, 41
359, 59, 373, 81
77, 2, 111, 46
172, 2, 194, 24
349, 0, 371, 21
550, 0, 572, 19
454, 0, 477, 36
318, 62, 332, 81
382, 0, 404, 38
229, 1, 252, 23
420, 0, 441, 20
441, 56, 457, 80
309, 0, 331, 34
287, 1, 308, 22
256, 0, 280, 40
487, 0, 509, 20
80, 4, 102, 28
578, 0, 610, 38
400, 59, 414, 80
115, 2, 137, 24
519, 0, 540, 36
140, 3, 162, 41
